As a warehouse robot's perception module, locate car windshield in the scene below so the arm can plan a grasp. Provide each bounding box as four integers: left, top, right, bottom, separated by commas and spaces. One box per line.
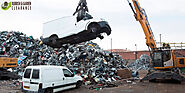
63, 69, 73, 77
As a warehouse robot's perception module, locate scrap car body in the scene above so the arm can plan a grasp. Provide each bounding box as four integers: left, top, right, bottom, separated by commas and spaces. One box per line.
41, 16, 111, 48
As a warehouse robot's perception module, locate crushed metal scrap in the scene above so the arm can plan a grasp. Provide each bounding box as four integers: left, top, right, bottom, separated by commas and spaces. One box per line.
127, 54, 151, 71
0, 31, 133, 87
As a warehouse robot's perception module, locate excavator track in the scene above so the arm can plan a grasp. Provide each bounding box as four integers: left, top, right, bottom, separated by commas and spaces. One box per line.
141, 70, 185, 83
0, 69, 20, 80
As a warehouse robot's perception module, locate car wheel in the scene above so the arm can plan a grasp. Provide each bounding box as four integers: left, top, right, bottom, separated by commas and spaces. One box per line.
49, 34, 58, 45
76, 81, 82, 88
102, 25, 111, 35
45, 88, 53, 93
88, 23, 100, 34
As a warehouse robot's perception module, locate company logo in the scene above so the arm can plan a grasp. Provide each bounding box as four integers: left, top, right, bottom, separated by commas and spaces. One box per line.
1, 1, 31, 11
1, 1, 12, 10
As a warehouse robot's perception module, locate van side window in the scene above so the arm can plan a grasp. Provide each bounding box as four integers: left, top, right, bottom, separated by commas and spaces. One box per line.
63, 69, 73, 77
32, 69, 39, 79
24, 69, 31, 78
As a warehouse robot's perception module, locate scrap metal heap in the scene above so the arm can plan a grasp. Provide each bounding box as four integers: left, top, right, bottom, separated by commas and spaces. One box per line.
0, 31, 133, 87
128, 54, 151, 71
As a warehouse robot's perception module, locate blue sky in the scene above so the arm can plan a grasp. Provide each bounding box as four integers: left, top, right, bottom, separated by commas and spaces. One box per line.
0, 0, 185, 50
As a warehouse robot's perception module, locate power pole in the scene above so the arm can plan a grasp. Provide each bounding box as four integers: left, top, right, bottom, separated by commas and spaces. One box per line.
111, 38, 112, 53
160, 34, 161, 47
135, 44, 137, 59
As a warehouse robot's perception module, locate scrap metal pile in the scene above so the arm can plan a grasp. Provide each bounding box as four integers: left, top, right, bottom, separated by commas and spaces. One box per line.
0, 31, 130, 87
128, 54, 151, 71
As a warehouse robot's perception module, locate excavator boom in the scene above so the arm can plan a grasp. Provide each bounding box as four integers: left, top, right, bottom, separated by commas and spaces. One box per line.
128, 0, 157, 50
128, 0, 185, 82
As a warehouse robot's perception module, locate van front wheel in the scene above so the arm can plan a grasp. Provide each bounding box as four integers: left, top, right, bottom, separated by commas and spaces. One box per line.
45, 88, 53, 93
76, 81, 82, 88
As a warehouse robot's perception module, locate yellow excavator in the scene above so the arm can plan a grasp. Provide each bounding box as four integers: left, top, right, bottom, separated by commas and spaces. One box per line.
0, 52, 19, 79
128, 0, 185, 82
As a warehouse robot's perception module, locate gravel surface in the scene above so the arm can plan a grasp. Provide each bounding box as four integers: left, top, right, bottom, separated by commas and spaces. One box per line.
0, 80, 22, 93
1, 70, 185, 93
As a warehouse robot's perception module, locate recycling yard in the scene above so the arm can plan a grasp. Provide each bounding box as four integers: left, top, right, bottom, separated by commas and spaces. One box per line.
62, 81, 185, 93
0, 31, 185, 93
1, 71, 185, 93
1, 0, 185, 93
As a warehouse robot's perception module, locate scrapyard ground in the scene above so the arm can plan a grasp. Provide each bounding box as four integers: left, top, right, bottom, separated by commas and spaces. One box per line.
62, 82, 185, 93
1, 80, 185, 93
1, 70, 185, 93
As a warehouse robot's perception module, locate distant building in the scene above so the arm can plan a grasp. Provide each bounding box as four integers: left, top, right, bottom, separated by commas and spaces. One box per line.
106, 49, 130, 53
106, 49, 185, 60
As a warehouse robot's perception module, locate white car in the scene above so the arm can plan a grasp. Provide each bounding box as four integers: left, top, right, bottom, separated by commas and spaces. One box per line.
41, 16, 111, 48
21, 65, 82, 93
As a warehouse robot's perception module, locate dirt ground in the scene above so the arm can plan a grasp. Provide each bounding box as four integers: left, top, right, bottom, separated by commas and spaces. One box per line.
1, 80, 185, 93
0, 80, 22, 93
61, 81, 185, 93
1, 70, 185, 93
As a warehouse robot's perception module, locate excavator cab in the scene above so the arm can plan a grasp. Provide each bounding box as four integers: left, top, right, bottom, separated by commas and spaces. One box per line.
152, 50, 172, 68
143, 49, 185, 82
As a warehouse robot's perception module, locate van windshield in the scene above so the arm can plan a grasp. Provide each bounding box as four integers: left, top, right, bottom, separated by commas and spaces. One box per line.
32, 69, 39, 79
63, 69, 73, 77
24, 69, 31, 78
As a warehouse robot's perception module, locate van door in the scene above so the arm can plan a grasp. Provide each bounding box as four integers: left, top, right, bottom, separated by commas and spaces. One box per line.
62, 69, 76, 88
23, 68, 32, 91
30, 69, 40, 91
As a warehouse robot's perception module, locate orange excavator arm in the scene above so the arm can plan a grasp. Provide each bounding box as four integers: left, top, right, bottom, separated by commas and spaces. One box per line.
128, 0, 157, 50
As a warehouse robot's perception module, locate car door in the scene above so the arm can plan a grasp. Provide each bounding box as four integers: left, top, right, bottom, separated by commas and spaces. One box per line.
29, 69, 40, 91
22, 68, 32, 91
43, 16, 78, 38
62, 69, 76, 87
75, 19, 90, 32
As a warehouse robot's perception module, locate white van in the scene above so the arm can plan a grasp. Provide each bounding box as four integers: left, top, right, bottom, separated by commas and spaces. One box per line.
21, 65, 83, 93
